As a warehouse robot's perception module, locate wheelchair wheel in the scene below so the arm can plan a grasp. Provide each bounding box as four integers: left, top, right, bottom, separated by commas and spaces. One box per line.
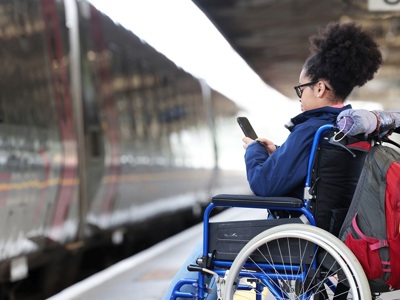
223, 223, 371, 300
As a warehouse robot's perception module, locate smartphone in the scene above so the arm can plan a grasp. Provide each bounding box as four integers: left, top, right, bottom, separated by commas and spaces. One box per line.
237, 116, 258, 139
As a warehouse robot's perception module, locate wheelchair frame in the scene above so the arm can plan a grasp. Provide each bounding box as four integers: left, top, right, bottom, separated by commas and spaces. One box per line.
170, 124, 371, 300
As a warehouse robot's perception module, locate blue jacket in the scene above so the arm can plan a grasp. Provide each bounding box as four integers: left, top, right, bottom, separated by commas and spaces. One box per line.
244, 105, 352, 199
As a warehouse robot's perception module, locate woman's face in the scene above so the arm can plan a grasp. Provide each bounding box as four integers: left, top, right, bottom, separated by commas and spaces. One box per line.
297, 70, 319, 112
297, 70, 331, 112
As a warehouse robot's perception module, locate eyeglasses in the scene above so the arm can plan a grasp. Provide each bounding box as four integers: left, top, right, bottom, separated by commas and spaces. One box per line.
293, 81, 331, 98
293, 81, 317, 98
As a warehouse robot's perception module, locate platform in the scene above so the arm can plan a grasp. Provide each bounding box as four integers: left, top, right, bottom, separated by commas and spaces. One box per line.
47, 207, 400, 300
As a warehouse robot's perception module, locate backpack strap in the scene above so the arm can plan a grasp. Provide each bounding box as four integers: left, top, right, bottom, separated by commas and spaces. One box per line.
352, 214, 391, 273
352, 213, 389, 251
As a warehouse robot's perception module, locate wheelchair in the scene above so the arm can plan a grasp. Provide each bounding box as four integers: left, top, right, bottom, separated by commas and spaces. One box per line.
170, 120, 397, 300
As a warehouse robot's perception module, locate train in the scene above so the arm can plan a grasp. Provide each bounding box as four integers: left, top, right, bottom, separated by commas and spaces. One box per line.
0, 0, 250, 298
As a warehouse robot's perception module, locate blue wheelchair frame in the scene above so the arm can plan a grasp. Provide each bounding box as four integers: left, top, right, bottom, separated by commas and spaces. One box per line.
171, 124, 336, 300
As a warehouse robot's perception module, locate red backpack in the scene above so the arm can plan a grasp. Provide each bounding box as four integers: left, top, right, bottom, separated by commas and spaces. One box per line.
340, 144, 400, 293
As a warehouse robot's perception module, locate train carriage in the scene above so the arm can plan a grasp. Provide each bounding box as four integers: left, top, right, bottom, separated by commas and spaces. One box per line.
0, 0, 248, 298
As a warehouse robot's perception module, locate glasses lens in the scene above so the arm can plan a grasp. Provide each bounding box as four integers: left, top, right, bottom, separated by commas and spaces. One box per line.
294, 86, 302, 98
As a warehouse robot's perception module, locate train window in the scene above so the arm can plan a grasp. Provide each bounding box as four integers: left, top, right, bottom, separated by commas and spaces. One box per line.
0, 0, 57, 128
89, 129, 102, 158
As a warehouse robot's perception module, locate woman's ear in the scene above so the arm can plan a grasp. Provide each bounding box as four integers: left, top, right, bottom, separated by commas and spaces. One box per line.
316, 81, 326, 97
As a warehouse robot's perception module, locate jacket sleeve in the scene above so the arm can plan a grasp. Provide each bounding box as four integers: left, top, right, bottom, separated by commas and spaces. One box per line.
244, 125, 315, 197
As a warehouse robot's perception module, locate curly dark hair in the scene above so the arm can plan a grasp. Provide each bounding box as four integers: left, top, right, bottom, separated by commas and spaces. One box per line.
303, 21, 382, 100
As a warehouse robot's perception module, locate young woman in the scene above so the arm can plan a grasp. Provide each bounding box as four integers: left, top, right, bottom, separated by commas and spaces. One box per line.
164, 21, 382, 300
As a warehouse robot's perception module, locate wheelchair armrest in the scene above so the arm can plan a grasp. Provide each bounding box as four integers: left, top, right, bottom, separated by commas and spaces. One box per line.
211, 194, 304, 209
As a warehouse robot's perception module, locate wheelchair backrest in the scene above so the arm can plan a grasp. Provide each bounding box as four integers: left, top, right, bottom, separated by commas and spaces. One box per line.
307, 126, 368, 236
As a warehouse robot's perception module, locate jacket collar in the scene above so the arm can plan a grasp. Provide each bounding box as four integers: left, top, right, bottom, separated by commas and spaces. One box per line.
285, 104, 352, 131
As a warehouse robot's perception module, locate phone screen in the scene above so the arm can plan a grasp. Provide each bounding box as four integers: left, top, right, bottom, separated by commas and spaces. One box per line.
237, 117, 258, 139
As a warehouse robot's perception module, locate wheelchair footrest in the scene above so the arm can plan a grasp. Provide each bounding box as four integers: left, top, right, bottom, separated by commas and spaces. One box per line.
209, 218, 313, 263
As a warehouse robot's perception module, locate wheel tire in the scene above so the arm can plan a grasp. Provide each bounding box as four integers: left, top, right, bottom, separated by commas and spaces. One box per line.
223, 223, 371, 300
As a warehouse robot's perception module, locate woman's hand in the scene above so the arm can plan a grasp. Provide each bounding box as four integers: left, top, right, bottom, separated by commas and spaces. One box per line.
242, 137, 277, 155
256, 138, 277, 155
242, 137, 255, 149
